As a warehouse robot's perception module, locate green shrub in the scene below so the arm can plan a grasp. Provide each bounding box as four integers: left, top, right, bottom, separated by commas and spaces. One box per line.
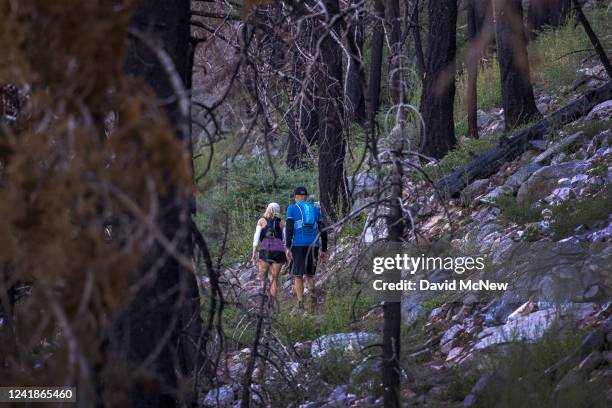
551, 188, 611, 238
496, 195, 542, 224
476, 326, 604, 408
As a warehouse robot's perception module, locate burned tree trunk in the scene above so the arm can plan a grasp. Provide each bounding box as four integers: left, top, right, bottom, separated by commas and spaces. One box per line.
318, 0, 347, 220
419, 0, 457, 158
528, 0, 572, 37
368, 0, 385, 132
286, 34, 319, 170
436, 82, 612, 198
346, 0, 366, 125
411, 0, 426, 79
466, 0, 494, 138
385, 0, 402, 108
494, 0, 541, 131
120, 0, 200, 406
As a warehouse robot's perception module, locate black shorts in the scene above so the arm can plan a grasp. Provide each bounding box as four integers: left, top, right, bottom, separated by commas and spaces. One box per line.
259, 250, 287, 264
290, 246, 319, 277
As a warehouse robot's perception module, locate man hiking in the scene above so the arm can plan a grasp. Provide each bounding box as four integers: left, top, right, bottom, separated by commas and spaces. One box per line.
285, 186, 327, 312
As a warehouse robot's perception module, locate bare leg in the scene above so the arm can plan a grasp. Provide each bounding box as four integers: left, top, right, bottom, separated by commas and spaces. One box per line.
304, 275, 315, 311
294, 276, 304, 303
258, 259, 269, 289
269, 263, 281, 300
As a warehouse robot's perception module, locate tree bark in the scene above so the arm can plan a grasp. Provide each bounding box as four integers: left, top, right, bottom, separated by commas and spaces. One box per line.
419, 0, 458, 159
435, 82, 612, 198
346, 0, 366, 125
385, 0, 402, 108
528, 0, 572, 37
367, 0, 385, 132
466, 0, 495, 138
572, 0, 612, 79
286, 29, 319, 170
121, 1, 200, 406
411, 0, 426, 79
493, 0, 541, 131
318, 0, 348, 221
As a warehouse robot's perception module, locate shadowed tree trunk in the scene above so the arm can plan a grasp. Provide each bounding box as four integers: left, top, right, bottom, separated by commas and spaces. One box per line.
528, 0, 572, 37
419, 0, 457, 159
120, 1, 200, 406
368, 0, 385, 132
318, 0, 347, 220
411, 0, 426, 79
385, 0, 402, 108
346, 0, 366, 125
493, 0, 541, 131
466, 0, 494, 138
286, 29, 319, 169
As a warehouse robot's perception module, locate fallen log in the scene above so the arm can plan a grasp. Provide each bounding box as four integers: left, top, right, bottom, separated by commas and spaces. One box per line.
435, 82, 612, 199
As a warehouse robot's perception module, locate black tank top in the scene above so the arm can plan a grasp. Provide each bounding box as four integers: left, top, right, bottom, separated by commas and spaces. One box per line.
260, 216, 283, 241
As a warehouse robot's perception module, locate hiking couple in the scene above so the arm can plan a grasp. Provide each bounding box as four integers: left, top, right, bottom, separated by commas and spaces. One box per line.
251, 186, 328, 312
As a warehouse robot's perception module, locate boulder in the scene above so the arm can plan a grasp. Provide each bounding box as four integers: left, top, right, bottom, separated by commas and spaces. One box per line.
517, 160, 589, 205
461, 178, 489, 206
311, 333, 380, 359
202, 385, 234, 408
504, 162, 542, 191
586, 99, 612, 121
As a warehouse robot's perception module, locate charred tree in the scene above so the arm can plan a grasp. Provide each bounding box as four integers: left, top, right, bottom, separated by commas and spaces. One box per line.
120, 0, 200, 406
346, 0, 367, 125
286, 35, 319, 169
466, 0, 494, 138
385, 0, 403, 107
419, 0, 458, 158
436, 82, 612, 198
493, 0, 541, 131
411, 0, 426, 79
318, 0, 348, 220
368, 0, 385, 132
528, 0, 572, 37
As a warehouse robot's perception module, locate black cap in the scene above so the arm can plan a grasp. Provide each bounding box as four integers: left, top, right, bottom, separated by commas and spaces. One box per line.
294, 186, 308, 196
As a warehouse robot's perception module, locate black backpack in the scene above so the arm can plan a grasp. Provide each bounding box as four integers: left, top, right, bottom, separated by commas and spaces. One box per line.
262, 216, 283, 240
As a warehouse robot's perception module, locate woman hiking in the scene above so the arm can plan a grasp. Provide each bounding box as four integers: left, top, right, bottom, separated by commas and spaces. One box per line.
251, 202, 287, 305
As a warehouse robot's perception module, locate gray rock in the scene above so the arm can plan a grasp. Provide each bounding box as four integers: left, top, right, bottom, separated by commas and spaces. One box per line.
299, 402, 325, 408
543, 187, 574, 204
475, 304, 596, 350
529, 139, 547, 151
479, 185, 512, 204
311, 333, 380, 358
327, 385, 356, 406
578, 351, 603, 372
461, 178, 489, 205
517, 160, 589, 205
580, 330, 605, 359
347, 172, 378, 197
477, 110, 494, 128
462, 394, 477, 406
504, 162, 542, 191
202, 385, 234, 408
586, 99, 612, 121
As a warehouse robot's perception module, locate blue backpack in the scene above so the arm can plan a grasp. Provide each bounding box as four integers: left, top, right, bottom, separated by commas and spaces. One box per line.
296, 201, 318, 231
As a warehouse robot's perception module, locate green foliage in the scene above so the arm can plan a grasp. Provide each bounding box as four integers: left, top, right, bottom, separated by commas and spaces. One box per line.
274, 288, 376, 346
429, 137, 497, 178
476, 326, 605, 408
195, 152, 318, 264
311, 348, 359, 386
550, 188, 611, 237
339, 212, 367, 241
496, 195, 542, 224
446, 368, 479, 402
528, 7, 612, 92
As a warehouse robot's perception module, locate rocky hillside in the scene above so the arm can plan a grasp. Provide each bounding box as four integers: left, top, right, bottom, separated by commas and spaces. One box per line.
199, 60, 611, 407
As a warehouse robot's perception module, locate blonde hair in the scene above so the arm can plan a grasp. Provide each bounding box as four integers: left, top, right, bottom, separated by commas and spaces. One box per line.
263, 202, 280, 219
